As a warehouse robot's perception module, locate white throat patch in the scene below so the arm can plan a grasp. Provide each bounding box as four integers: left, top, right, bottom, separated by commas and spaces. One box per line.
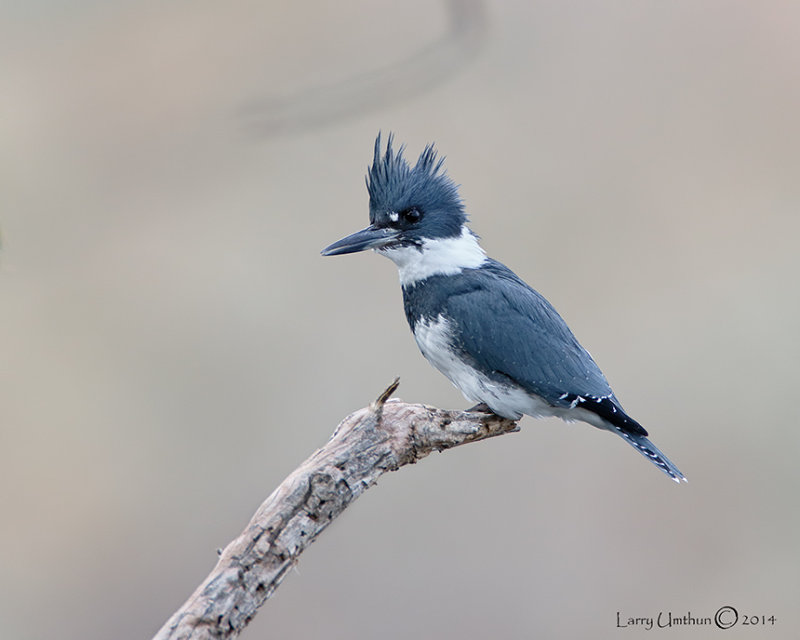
377, 226, 487, 286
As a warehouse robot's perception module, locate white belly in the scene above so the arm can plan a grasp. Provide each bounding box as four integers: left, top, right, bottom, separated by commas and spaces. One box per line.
413, 315, 558, 420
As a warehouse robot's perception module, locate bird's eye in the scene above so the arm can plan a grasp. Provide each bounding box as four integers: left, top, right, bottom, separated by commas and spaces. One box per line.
400, 207, 422, 223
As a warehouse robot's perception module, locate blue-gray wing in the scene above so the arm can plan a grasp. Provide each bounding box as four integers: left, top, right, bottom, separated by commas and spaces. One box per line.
430, 263, 673, 474
442, 261, 615, 407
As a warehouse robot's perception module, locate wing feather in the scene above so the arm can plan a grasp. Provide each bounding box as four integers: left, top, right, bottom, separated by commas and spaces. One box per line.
442, 260, 615, 406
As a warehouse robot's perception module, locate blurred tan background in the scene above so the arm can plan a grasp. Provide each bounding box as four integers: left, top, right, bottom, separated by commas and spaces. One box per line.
2, 1, 799, 638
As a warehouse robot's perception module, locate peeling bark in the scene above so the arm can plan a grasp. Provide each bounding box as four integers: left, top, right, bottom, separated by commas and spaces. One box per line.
153, 379, 519, 640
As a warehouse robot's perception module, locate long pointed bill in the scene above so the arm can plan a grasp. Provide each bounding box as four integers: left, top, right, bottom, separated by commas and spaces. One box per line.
321, 225, 400, 256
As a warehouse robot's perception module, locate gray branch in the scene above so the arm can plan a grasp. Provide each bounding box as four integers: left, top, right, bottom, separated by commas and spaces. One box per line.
153, 379, 519, 640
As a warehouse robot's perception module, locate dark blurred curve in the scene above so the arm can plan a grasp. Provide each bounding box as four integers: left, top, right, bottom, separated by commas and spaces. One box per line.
240, 0, 488, 137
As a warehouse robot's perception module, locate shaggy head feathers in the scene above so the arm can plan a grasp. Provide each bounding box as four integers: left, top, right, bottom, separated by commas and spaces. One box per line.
366, 133, 466, 238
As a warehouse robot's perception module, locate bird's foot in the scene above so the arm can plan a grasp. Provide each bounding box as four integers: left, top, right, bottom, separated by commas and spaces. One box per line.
466, 402, 493, 413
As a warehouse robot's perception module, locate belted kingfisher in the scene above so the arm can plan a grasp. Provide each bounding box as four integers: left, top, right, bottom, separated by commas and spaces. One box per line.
322, 134, 685, 483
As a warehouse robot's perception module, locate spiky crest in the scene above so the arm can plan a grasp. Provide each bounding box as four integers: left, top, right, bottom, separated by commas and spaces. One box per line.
366, 133, 464, 229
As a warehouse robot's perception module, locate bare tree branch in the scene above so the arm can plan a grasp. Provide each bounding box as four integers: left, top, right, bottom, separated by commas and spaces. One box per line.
153, 379, 519, 640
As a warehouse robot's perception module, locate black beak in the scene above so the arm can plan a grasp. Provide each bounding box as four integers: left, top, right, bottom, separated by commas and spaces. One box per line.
321, 225, 400, 256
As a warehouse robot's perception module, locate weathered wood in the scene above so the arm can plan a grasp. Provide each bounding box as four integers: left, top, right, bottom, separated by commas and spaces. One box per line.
153, 379, 519, 640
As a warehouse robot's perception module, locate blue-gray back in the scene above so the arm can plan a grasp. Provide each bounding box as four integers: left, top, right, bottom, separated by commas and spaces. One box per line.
402, 259, 617, 407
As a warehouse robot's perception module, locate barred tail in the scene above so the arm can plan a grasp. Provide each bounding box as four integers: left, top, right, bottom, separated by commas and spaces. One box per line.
613, 427, 686, 483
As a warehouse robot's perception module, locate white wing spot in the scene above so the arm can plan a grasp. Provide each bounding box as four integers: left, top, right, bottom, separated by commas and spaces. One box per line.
569, 395, 585, 409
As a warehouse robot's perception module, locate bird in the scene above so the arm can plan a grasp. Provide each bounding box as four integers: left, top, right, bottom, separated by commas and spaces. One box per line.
322, 133, 685, 483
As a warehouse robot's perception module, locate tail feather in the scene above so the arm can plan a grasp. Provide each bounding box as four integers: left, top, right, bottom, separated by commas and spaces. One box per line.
613, 427, 686, 483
